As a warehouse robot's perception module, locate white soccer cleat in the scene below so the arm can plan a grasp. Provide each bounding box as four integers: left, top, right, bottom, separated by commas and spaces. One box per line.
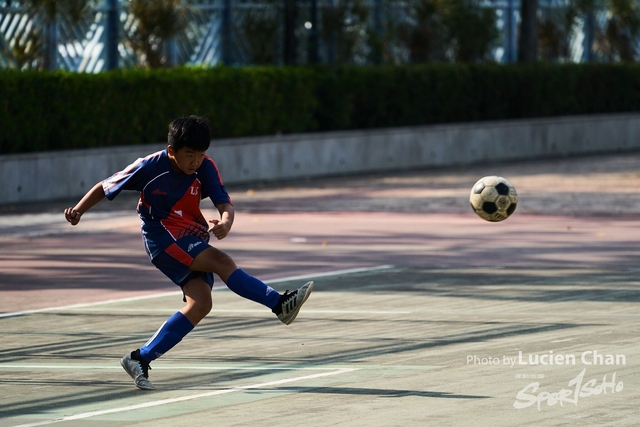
121, 350, 155, 390
275, 281, 314, 325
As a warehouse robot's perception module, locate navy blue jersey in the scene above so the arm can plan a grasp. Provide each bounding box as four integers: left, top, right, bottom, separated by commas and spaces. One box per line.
102, 149, 231, 259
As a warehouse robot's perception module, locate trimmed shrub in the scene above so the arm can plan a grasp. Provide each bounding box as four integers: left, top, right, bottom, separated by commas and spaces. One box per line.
1, 63, 639, 154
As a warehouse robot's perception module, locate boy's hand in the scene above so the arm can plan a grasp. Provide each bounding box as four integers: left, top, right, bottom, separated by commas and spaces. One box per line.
208, 219, 231, 240
64, 208, 82, 226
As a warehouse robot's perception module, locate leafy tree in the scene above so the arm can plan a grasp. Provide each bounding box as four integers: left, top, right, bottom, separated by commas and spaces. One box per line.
320, 0, 371, 64
537, 0, 640, 62
600, 0, 640, 61
126, 0, 192, 68
445, 0, 500, 62
18, 0, 92, 69
241, 2, 280, 65
398, 0, 499, 63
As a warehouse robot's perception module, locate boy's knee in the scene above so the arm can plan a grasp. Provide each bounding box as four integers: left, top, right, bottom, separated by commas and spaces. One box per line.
210, 249, 235, 268
182, 278, 213, 320
191, 291, 213, 313
188, 298, 212, 322
191, 247, 237, 280
198, 298, 213, 315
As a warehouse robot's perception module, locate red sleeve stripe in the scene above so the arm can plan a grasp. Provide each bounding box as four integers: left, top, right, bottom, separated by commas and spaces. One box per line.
203, 155, 232, 205
204, 155, 224, 184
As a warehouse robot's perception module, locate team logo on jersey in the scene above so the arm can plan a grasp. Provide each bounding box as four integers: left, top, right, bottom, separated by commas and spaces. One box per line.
190, 186, 199, 196
151, 188, 168, 195
187, 241, 203, 252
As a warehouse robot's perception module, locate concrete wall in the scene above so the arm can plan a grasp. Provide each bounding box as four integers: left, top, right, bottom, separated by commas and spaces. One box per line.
2, 113, 639, 205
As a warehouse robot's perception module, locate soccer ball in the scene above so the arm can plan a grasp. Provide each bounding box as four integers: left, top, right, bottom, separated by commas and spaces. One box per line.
469, 176, 518, 222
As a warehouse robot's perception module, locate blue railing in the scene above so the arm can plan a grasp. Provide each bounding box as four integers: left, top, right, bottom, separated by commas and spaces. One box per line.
0, 0, 637, 71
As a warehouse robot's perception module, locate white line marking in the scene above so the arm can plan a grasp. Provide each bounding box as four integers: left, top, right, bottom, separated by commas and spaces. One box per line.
429, 310, 640, 319
0, 265, 394, 319
304, 309, 410, 314
64, 308, 411, 315
265, 265, 394, 283
0, 292, 181, 319
0, 364, 346, 371
11, 368, 357, 427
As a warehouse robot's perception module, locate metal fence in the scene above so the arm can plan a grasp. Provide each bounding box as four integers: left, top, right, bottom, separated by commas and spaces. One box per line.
0, 0, 637, 72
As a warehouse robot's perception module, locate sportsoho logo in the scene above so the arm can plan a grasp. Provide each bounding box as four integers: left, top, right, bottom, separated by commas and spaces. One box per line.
513, 367, 623, 410
466, 350, 626, 410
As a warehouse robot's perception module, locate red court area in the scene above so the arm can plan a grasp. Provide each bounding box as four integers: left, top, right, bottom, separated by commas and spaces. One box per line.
1, 152, 640, 314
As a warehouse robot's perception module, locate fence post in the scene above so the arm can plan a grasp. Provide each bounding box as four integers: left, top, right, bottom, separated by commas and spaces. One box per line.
518, 0, 538, 62
583, 11, 594, 62
284, 0, 298, 64
221, 0, 233, 64
165, 39, 177, 67
504, 0, 517, 62
106, 0, 119, 70
308, 0, 319, 63
325, 0, 335, 64
373, 0, 383, 37
45, 20, 58, 70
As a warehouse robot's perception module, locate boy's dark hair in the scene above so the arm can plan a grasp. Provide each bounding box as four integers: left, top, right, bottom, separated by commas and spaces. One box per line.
168, 116, 211, 152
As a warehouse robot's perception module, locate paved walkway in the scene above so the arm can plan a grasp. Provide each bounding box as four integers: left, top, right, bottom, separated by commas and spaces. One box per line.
1, 152, 639, 426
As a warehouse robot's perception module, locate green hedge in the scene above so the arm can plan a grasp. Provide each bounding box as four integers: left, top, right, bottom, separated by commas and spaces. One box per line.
1, 63, 639, 154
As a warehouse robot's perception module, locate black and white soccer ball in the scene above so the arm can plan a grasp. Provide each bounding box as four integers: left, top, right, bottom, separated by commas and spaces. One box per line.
469, 176, 518, 222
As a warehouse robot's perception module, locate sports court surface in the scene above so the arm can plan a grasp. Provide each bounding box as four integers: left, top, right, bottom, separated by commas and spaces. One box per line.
1, 152, 640, 426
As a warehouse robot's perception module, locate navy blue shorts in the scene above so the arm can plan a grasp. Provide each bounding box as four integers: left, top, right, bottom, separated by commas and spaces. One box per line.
152, 235, 214, 289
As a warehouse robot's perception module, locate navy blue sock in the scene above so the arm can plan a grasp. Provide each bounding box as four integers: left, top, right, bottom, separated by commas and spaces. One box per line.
139, 311, 194, 362
226, 269, 281, 309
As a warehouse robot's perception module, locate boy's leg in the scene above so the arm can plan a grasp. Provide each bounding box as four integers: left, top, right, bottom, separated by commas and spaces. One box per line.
190, 246, 314, 324
139, 277, 211, 360
189, 247, 277, 307
121, 277, 211, 390
191, 247, 280, 308
181, 277, 214, 325
189, 246, 237, 281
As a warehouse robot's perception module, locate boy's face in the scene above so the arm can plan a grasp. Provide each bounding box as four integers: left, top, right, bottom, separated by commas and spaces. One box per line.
167, 146, 206, 175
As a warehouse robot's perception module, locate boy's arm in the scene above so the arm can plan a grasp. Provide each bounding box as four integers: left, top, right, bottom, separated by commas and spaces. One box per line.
208, 203, 234, 240
64, 182, 106, 226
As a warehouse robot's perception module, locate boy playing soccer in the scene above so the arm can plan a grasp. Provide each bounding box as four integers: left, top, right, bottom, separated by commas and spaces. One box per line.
64, 115, 313, 390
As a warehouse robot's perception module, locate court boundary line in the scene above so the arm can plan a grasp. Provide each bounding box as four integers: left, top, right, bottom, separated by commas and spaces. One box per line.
0, 364, 348, 371
63, 308, 412, 314
11, 368, 358, 427
0, 265, 394, 319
